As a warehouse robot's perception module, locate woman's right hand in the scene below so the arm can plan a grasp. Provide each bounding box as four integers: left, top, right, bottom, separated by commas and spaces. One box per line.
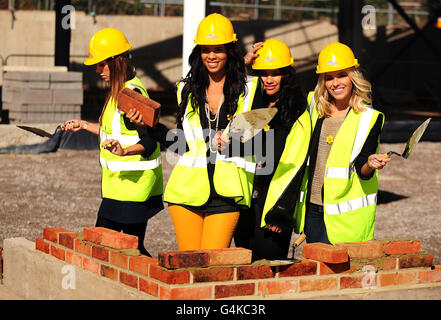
244, 42, 264, 66
62, 119, 82, 132
125, 108, 145, 126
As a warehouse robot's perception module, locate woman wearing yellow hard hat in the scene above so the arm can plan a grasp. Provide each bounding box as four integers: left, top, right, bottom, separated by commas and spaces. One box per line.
163, 13, 264, 250
62, 28, 164, 256
293, 41, 390, 244
233, 39, 311, 260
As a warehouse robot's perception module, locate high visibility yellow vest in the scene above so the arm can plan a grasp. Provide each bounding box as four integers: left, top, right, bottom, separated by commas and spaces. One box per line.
294, 92, 384, 243
164, 76, 259, 207
99, 76, 163, 202
260, 109, 311, 227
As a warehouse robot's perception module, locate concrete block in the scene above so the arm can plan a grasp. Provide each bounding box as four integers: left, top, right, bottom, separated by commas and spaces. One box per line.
50, 71, 82, 82
52, 89, 83, 105
19, 88, 53, 104
50, 81, 82, 89
3, 71, 50, 82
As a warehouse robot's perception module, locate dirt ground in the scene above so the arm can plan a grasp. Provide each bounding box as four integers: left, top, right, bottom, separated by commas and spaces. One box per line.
0, 142, 440, 264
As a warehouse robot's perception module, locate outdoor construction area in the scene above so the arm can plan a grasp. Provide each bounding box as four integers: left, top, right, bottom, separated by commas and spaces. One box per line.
0, 0, 441, 305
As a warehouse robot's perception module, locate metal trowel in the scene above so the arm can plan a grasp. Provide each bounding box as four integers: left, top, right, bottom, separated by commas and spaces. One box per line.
384, 117, 431, 159
17, 125, 56, 138
226, 108, 278, 142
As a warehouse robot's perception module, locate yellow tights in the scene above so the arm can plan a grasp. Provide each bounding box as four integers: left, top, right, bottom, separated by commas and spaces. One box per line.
168, 204, 240, 251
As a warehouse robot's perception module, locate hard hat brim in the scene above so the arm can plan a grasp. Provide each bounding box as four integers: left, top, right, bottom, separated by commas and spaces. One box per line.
83, 43, 132, 66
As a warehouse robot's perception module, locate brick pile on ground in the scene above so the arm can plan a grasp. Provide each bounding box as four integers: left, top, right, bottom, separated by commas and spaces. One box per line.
34, 227, 441, 300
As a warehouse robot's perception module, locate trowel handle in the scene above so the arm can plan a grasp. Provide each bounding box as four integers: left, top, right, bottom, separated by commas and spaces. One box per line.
293, 233, 306, 248
60, 122, 80, 130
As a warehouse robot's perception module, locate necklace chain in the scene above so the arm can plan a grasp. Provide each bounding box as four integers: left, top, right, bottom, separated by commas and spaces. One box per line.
205, 94, 224, 153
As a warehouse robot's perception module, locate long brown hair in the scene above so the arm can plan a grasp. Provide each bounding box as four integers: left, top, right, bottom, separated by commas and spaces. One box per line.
100, 54, 136, 123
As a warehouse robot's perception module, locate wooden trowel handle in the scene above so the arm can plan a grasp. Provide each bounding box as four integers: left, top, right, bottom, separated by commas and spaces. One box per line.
293, 233, 306, 248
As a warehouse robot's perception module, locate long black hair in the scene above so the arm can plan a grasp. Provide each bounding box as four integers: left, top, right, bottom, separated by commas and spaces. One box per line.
259, 66, 306, 128
176, 42, 247, 124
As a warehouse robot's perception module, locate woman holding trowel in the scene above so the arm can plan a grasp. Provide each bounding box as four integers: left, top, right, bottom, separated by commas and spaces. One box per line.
62, 28, 163, 256
293, 42, 390, 245
233, 39, 311, 261
157, 13, 265, 251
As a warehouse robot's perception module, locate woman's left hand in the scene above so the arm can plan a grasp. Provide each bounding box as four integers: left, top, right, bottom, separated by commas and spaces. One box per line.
125, 108, 144, 126
244, 42, 264, 65
367, 153, 391, 170
267, 224, 283, 234
212, 131, 231, 151
102, 139, 126, 156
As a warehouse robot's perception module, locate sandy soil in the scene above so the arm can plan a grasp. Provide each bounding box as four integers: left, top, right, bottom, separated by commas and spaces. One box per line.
0, 142, 440, 264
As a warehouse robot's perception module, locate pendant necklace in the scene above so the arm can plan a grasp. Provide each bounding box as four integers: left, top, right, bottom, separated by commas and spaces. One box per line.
205, 93, 224, 153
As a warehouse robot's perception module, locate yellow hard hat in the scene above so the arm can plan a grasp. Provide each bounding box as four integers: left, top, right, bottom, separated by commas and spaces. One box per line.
316, 42, 359, 74
252, 39, 294, 70
437, 17, 441, 29
194, 13, 237, 45
84, 28, 132, 65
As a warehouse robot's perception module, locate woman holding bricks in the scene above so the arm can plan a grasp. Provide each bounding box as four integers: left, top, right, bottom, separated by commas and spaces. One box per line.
62, 28, 164, 256
233, 39, 311, 261
293, 42, 390, 244
163, 13, 263, 251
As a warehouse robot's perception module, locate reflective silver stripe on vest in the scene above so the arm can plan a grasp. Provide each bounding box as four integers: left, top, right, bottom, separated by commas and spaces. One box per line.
216, 153, 256, 173
299, 191, 305, 203
127, 83, 148, 97
326, 167, 350, 179
177, 154, 207, 168
100, 157, 161, 171
350, 107, 374, 164
100, 131, 140, 146
325, 193, 377, 215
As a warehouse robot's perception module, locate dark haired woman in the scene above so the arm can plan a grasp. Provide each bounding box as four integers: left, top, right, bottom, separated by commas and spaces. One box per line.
62, 28, 163, 256
234, 39, 311, 261
163, 14, 263, 250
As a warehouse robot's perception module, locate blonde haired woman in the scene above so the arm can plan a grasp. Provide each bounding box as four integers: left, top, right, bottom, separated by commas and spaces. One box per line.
293, 42, 390, 244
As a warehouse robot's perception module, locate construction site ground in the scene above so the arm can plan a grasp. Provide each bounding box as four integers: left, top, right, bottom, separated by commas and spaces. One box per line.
1, 137, 440, 266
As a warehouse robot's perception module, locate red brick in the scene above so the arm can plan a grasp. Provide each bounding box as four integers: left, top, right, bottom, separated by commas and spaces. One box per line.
83, 257, 100, 274
257, 280, 297, 296
237, 265, 275, 280
43, 228, 71, 243
336, 241, 384, 258
100, 265, 118, 281
92, 246, 109, 262
158, 251, 210, 269
109, 251, 129, 269
129, 255, 158, 276
160, 286, 212, 300
207, 248, 252, 266
302, 243, 348, 263
50, 245, 65, 261
398, 253, 433, 269
382, 257, 398, 270
65, 251, 82, 268
319, 261, 352, 275
379, 271, 416, 286
381, 239, 421, 255
58, 232, 77, 250
139, 277, 159, 297
214, 283, 255, 299
35, 238, 50, 254
192, 267, 234, 283
150, 264, 190, 284
83, 227, 138, 250
340, 275, 365, 289
278, 259, 317, 277
74, 239, 92, 256
299, 277, 338, 292
120, 271, 138, 289
418, 266, 441, 284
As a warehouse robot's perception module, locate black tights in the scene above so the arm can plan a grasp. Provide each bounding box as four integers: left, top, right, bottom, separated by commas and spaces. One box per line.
95, 216, 151, 257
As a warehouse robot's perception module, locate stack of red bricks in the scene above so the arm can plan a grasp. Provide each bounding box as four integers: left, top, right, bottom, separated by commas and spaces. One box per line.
35, 227, 441, 299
